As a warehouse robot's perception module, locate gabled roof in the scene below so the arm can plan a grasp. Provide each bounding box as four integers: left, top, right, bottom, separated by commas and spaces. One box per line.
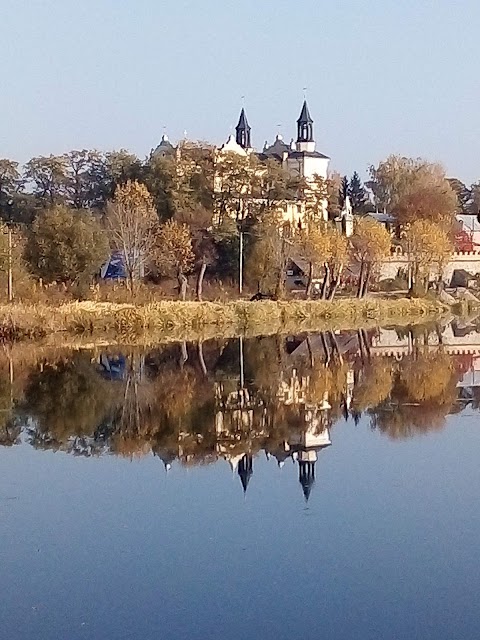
297, 100, 313, 124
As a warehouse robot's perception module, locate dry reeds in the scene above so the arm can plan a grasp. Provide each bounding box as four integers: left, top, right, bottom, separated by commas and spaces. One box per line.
0, 297, 454, 343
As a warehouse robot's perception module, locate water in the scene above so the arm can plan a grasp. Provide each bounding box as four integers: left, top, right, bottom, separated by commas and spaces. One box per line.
1, 320, 480, 639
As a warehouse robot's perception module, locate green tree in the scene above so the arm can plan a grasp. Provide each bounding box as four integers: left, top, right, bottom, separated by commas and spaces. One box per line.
349, 171, 370, 214
0, 159, 22, 198
24, 155, 68, 205
26, 206, 109, 284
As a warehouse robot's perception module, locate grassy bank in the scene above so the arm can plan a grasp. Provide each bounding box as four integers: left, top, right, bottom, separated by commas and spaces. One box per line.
0, 297, 462, 343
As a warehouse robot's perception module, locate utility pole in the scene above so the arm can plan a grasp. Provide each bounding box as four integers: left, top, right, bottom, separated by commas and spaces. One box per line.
239, 229, 243, 294
7, 225, 12, 303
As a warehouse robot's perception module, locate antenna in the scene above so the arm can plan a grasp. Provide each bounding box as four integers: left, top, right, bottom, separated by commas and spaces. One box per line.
303, 86, 308, 99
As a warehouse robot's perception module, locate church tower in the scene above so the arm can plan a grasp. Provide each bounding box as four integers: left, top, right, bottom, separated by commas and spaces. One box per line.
235, 108, 251, 150
296, 100, 315, 153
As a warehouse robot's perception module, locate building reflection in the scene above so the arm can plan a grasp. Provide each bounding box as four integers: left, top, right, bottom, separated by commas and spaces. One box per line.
2, 319, 480, 502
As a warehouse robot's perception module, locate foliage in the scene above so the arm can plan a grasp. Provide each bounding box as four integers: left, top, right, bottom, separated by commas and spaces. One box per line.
369, 155, 457, 229
153, 220, 195, 300
348, 171, 370, 214
404, 219, 453, 293
350, 217, 391, 297
107, 180, 158, 291
26, 206, 109, 284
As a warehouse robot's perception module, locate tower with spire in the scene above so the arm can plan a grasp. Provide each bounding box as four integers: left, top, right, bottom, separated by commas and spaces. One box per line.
235, 108, 251, 150
296, 100, 315, 152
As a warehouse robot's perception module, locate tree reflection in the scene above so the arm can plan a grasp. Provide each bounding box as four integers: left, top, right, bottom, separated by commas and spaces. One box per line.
0, 325, 475, 474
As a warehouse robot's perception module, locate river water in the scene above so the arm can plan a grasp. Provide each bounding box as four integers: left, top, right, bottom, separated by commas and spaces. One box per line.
1, 320, 480, 639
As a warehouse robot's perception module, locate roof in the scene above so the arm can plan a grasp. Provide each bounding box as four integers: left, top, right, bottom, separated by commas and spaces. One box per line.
288, 150, 330, 160
263, 135, 291, 160
153, 134, 175, 157
297, 100, 313, 124
236, 108, 250, 131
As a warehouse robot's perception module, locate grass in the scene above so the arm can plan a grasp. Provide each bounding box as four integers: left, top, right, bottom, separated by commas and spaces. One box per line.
0, 296, 461, 343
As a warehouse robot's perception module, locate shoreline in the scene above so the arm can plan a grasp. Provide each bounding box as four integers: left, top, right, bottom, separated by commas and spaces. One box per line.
0, 297, 473, 344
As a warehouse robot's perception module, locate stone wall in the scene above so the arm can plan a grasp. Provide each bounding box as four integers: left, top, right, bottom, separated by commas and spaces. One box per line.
379, 251, 480, 283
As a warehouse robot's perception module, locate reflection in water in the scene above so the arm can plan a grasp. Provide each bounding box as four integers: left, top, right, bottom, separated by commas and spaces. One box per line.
2, 318, 480, 499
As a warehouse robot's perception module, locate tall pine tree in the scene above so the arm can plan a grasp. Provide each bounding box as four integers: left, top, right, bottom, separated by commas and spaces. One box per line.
349, 172, 370, 214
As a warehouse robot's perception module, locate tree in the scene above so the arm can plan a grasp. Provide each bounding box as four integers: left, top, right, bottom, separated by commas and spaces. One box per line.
63, 149, 108, 209
447, 178, 471, 215
351, 217, 391, 297
107, 180, 158, 293
303, 174, 329, 225
214, 151, 259, 225
295, 224, 329, 298
324, 225, 349, 300
246, 211, 293, 297
349, 172, 370, 214
26, 206, 109, 284
24, 155, 68, 205
0, 159, 21, 198
326, 172, 343, 220
369, 155, 457, 229
153, 220, 195, 300
404, 219, 453, 294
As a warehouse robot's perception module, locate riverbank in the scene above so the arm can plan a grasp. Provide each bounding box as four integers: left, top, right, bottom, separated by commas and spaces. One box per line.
0, 297, 469, 343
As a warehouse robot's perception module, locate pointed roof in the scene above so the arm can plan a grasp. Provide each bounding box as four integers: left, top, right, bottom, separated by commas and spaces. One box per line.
297, 100, 313, 124
236, 108, 251, 131
238, 454, 253, 494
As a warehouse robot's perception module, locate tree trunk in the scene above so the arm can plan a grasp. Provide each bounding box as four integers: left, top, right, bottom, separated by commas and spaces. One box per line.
198, 340, 208, 377
361, 264, 371, 298
357, 262, 365, 298
196, 260, 207, 301
321, 263, 330, 299
178, 271, 188, 301
305, 262, 314, 299
327, 264, 343, 300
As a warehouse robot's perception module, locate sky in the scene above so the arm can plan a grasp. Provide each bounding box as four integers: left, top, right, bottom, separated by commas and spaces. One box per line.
1, 0, 480, 182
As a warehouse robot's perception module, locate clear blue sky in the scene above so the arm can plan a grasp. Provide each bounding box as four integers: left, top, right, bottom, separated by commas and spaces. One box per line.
2, 0, 480, 182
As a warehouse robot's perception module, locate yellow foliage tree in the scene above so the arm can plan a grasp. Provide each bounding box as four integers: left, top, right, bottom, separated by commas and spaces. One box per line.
404, 219, 453, 294
350, 217, 391, 297
154, 220, 195, 300
369, 155, 457, 230
107, 180, 158, 293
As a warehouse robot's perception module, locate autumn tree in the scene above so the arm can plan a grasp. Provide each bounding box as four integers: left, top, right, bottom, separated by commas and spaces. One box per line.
350, 217, 391, 297
214, 152, 259, 225
246, 212, 293, 298
404, 219, 453, 294
324, 225, 349, 300
107, 180, 158, 293
295, 224, 330, 298
369, 155, 457, 230
153, 220, 195, 300
26, 206, 109, 284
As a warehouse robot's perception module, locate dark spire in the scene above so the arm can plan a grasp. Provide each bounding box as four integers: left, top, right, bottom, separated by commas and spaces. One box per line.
235, 108, 251, 149
298, 460, 315, 502
238, 453, 253, 494
296, 100, 314, 143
